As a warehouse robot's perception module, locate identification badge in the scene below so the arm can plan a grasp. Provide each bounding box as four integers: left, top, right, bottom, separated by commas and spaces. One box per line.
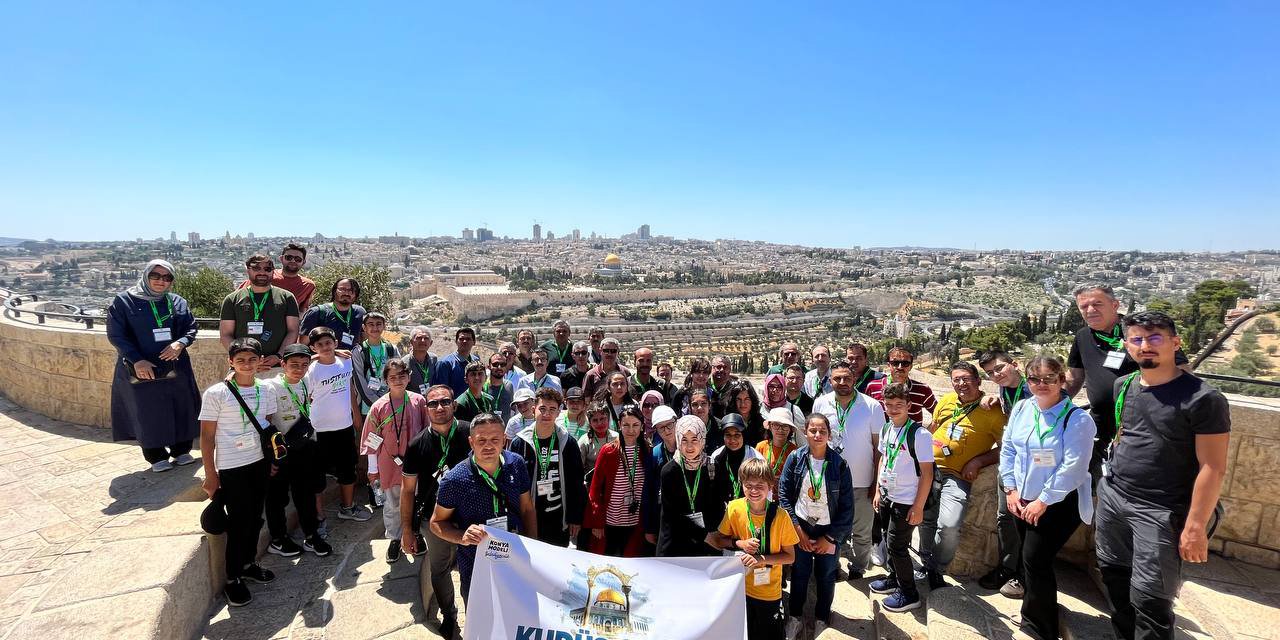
1104, 351, 1126, 369
364, 432, 384, 452
392, 456, 403, 467
1031, 448, 1057, 467
753, 566, 771, 586
880, 470, 897, 486
247, 321, 264, 335
537, 479, 555, 496
947, 425, 962, 441
941, 445, 953, 457
368, 379, 385, 393
232, 432, 255, 450
341, 332, 355, 346
1100, 461, 1112, 478
419, 384, 429, 395
152, 328, 172, 342
687, 511, 705, 528
433, 465, 449, 481
486, 515, 509, 532
623, 494, 634, 505
555, 364, 566, 374
549, 451, 560, 463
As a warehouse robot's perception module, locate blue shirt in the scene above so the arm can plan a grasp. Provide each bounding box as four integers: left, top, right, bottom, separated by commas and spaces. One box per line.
999, 396, 1097, 524
440, 351, 482, 398
300, 303, 366, 349
436, 450, 531, 582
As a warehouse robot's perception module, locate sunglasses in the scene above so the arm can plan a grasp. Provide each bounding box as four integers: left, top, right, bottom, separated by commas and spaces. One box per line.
602, 349, 619, 354
281, 255, 304, 262
426, 398, 453, 408
249, 265, 274, 272
888, 360, 913, 368
1027, 375, 1061, 386
572, 350, 589, 355
147, 273, 175, 282
642, 402, 661, 408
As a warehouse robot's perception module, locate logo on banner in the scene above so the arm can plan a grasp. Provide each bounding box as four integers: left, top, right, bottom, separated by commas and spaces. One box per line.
515, 563, 656, 639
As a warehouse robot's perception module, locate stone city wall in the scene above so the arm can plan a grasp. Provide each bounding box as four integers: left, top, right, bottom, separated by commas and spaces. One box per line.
444, 282, 832, 319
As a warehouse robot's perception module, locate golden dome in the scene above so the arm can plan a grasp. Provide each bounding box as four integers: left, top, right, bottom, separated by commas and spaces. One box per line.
595, 588, 626, 606
603, 253, 622, 266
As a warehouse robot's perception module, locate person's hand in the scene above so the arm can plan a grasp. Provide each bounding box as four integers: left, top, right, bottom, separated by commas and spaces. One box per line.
814, 537, 836, 555
569, 524, 581, 538
336, 350, 353, 360
795, 526, 815, 553
592, 528, 605, 540
1022, 499, 1047, 525
737, 551, 760, 569
908, 505, 924, 526
461, 524, 489, 546
158, 342, 184, 361
980, 395, 1001, 411
133, 360, 156, 380
737, 537, 761, 555
269, 465, 279, 477
368, 472, 379, 484
402, 529, 418, 555
872, 491, 882, 512
1180, 523, 1209, 563
258, 355, 280, 371
960, 459, 983, 482
1005, 490, 1023, 518
645, 533, 657, 544
202, 472, 220, 499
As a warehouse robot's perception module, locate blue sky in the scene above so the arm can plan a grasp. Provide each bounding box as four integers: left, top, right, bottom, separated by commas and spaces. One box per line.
1, 2, 1276, 251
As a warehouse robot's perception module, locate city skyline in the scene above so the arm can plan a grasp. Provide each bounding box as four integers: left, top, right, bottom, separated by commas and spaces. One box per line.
1, 3, 1277, 251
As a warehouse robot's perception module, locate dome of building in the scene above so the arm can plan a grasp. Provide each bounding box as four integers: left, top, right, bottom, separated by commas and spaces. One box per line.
603, 253, 622, 266
595, 588, 626, 606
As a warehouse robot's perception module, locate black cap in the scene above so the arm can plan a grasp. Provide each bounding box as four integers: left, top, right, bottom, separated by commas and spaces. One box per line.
565, 387, 584, 400
281, 344, 313, 361
720, 412, 747, 432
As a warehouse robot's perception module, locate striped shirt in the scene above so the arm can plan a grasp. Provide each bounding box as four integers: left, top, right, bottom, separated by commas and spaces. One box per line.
866, 377, 938, 424
606, 443, 645, 527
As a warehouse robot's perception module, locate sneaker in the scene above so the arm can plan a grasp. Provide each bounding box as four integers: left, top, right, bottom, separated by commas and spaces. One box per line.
927, 569, 947, 590
870, 540, 887, 567
846, 568, 864, 582
150, 460, 173, 473
869, 576, 900, 594
316, 518, 329, 539
241, 563, 275, 585
338, 504, 372, 522
979, 567, 1015, 590
814, 620, 828, 637
173, 453, 196, 466
224, 578, 251, 607
882, 589, 923, 612
1000, 577, 1025, 599
414, 533, 427, 556
912, 567, 928, 581
303, 535, 332, 557
785, 615, 803, 640
386, 539, 402, 563
268, 537, 302, 557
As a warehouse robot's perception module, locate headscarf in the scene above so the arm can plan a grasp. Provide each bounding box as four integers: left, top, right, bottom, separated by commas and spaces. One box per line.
126, 259, 175, 302
762, 373, 788, 409
674, 414, 707, 469
640, 390, 666, 427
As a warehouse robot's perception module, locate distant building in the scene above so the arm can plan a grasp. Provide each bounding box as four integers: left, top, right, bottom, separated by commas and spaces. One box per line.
594, 253, 631, 278
1226, 299, 1259, 324
533, 224, 542, 241
573, 229, 581, 240
462, 228, 475, 241
247, 232, 255, 240
476, 228, 495, 242
547, 232, 555, 241
169, 231, 177, 242
638, 224, 650, 240
188, 232, 200, 246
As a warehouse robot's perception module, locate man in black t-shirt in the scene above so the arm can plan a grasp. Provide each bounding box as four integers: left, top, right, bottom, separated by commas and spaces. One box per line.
1095, 312, 1230, 640
1065, 284, 1188, 474
558, 340, 593, 393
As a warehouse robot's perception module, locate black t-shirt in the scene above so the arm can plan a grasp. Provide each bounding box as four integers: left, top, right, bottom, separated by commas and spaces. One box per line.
1067, 318, 1188, 442
402, 420, 472, 513
559, 367, 590, 394
1108, 373, 1230, 511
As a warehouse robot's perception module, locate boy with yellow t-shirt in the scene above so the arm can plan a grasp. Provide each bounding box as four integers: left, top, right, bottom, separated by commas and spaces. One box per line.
708, 458, 799, 640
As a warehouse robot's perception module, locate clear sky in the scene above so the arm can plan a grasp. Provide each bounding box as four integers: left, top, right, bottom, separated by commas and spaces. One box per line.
1, 2, 1276, 251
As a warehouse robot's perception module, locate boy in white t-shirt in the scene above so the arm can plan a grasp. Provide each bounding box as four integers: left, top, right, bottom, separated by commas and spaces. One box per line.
198, 338, 278, 607
305, 327, 372, 530
869, 382, 935, 613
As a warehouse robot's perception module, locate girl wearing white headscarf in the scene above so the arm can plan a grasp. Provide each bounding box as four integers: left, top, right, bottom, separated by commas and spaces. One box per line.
107, 259, 201, 472
656, 415, 724, 557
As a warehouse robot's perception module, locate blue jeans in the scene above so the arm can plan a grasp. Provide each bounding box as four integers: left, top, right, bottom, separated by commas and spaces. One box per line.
790, 546, 840, 622
919, 471, 971, 573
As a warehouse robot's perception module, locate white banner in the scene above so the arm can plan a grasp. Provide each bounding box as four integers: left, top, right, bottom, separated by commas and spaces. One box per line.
464, 527, 748, 640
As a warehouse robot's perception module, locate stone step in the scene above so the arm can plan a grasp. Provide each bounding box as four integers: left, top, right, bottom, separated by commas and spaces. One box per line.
866, 565, 929, 640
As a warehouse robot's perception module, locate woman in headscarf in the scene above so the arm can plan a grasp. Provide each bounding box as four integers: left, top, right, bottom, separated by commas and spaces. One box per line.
656, 415, 725, 557
107, 259, 201, 471
760, 372, 806, 447
638, 389, 666, 443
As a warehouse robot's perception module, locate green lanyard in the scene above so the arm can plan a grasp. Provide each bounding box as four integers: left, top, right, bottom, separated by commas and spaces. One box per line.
149, 294, 172, 328
435, 419, 457, 474
463, 389, 492, 413
237, 380, 261, 433
766, 441, 788, 477
747, 502, 770, 554
547, 342, 564, 364
1094, 324, 1124, 351
832, 395, 855, 438
377, 392, 409, 443
947, 400, 980, 428
284, 379, 309, 418
473, 456, 504, 516
561, 415, 585, 438
532, 374, 548, 390
882, 420, 914, 471
855, 367, 874, 390
726, 455, 741, 499
812, 374, 828, 397
534, 430, 557, 480
1033, 401, 1073, 445
365, 341, 386, 375
412, 357, 432, 386
249, 289, 269, 321
681, 465, 703, 511
1002, 381, 1025, 408
332, 304, 352, 329
1113, 372, 1139, 443
619, 442, 639, 493
806, 455, 827, 499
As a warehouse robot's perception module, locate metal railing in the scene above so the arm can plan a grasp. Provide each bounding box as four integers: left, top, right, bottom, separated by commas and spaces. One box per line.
2, 292, 223, 331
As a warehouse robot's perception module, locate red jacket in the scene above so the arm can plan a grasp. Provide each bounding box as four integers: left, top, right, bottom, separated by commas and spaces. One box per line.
584, 441, 654, 557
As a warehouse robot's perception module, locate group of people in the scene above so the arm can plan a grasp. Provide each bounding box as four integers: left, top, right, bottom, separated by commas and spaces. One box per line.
106, 246, 1230, 640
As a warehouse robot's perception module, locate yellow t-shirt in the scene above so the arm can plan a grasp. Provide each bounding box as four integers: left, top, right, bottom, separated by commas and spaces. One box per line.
930, 391, 1006, 475
717, 497, 800, 601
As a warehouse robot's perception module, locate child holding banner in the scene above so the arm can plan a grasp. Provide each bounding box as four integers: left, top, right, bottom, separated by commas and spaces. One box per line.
708, 458, 799, 640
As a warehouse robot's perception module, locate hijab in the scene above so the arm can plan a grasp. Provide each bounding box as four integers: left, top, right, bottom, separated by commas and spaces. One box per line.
762, 373, 788, 410
674, 414, 707, 470
640, 390, 665, 427
127, 259, 175, 302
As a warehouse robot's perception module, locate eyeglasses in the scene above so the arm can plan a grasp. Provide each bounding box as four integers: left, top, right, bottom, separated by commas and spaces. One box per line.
690, 401, 709, 409
426, 398, 453, 408
1027, 375, 1061, 386
572, 350, 588, 355
657, 423, 675, 432
147, 273, 175, 282
1125, 335, 1168, 348
888, 360, 913, 368
602, 348, 619, 354
951, 376, 977, 385
642, 402, 660, 408
535, 406, 558, 414
281, 255, 304, 263
249, 265, 274, 272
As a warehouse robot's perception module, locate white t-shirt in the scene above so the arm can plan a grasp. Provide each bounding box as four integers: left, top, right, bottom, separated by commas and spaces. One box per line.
812, 391, 885, 488
198, 380, 277, 471
305, 358, 354, 432
795, 455, 832, 526
876, 421, 936, 506
264, 376, 309, 436
506, 414, 536, 439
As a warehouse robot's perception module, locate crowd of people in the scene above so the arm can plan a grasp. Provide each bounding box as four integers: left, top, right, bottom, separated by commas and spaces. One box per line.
107, 247, 1232, 640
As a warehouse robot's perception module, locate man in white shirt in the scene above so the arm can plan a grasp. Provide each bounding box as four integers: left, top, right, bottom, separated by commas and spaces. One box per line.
516, 348, 563, 395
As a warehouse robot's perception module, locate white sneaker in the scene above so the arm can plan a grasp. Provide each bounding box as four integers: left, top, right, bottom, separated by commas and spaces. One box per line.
870, 540, 887, 567
785, 616, 803, 640
814, 620, 828, 638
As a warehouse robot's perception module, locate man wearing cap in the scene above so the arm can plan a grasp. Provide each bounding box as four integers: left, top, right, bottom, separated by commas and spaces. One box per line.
629, 347, 676, 405
504, 388, 538, 439
508, 388, 586, 547
708, 413, 764, 504
516, 347, 563, 395
540, 320, 575, 375
560, 387, 590, 439
263, 344, 331, 558
453, 362, 493, 423
485, 353, 515, 424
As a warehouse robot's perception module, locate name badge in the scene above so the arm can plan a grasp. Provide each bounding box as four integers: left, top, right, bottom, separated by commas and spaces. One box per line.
247, 321, 264, 335
364, 432, 384, 452
1031, 448, 1056, 467
555, 364, 566, 373
486, 515, 509, 532
1100, 461, 1112, 478
152, 328, 172, 342
1103, 351, 1126, 370
419, 384, 430, 395
879, 470, 897, 487
341, 332, 355, 346
947, 425, 962, 441
941, 445, 953, 457
232, 432, 255, 451
687, 511, 705, 529
368, 379, 385, 393
434, 465, 449, 481
752, 566, 771, 586
392, 456, 403, 467
537, 479, 555, 496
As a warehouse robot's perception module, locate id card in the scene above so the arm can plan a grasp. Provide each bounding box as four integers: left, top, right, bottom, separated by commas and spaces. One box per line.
1100, 461, 1112, 478
752, 566, 771, 586
152, 328, 172, 342
486, 515, 509, 532
687, 511, 705, 528
537, 479, 555, 496
341, 332, 355, 346
364, 432, 384, 452
419, 384, 430, 395
433, 465, 449, 481
247, 321, 264, 335
941, 445, 953, 457
555, 364, 566, 374
1103, 350, 1126, 370
880, 470, 897, 487
1031, 448, 1057, 467
368, 379, 385, 393
392, 456, 403, 467
232, 432, 255, 451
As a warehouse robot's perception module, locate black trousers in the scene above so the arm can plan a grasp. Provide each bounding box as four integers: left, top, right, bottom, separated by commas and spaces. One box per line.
746, 596, 784, 640
265, 443, 321, 539
221, 459, 269, 580
1014, 493, 1081, 640
142, 439, 193, 464
883, 501, 919, 597
604, 525, 635, 557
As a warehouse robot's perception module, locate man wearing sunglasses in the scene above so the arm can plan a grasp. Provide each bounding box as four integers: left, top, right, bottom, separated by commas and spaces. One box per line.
220, 254, 301, 373
581, 337, 631, 398
235, 243, 315, 310
866, 347, 937, 424
1095, 312, 1229, 640
400, 385, 471, 637
558, 341, 593, 392
1065, 284, 1189, 478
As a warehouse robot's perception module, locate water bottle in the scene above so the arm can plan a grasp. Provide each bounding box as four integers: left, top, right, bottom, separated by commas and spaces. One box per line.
372, 479, 386, 509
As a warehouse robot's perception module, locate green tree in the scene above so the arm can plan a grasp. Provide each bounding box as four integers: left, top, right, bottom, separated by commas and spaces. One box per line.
172, 267, 234, 317
962, 322, 1026, 354
308, 262, 394, 320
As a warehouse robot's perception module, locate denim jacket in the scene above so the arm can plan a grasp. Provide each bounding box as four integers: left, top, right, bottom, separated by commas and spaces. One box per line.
778, 446, 855, 541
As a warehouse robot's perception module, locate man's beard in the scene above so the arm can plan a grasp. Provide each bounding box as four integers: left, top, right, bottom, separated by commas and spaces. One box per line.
1139, 359, 1158, 369
282, 263, 300, 275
